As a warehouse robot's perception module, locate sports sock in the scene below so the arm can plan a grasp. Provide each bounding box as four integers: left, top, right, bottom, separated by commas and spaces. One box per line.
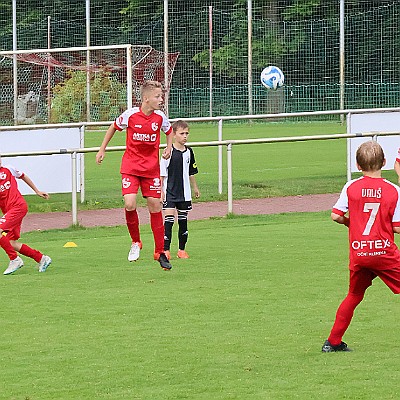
125, 209, 141, 243
150, 211, 164, 254
164, 215, 175, 251
19, 244, 43, 263
328, 292, 364, 345
177, 210, 189, 250
0, 234, 18, 260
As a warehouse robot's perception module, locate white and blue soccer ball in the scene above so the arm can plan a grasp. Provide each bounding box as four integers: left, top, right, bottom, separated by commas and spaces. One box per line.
260, 66, 284, 90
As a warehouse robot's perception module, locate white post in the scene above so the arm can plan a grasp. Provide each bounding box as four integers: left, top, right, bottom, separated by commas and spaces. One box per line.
12, 0, 18, 125
227, 143, 233, 214
339, 0, 345, 123
47, 16, 51, 121
126, 45, 133, 109
346, 112, 351, 181
218, 119, 223, 194
86, 0, 91, 122
209, 6, 213, 117
71, 151, 78, 225
247, 0, 253, 115
79, 126, 85, 203
163, 0, 169, 115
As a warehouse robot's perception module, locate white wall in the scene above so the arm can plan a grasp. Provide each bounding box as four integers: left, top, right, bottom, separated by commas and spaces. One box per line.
0, 127, 83, 195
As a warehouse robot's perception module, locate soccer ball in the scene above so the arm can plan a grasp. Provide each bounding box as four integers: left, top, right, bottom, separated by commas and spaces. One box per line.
260, 66, 284, 90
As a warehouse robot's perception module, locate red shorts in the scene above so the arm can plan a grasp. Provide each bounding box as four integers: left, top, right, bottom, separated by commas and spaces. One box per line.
349, 266, 400, 295
0, 205, 28, 240
121, 174, 162, 198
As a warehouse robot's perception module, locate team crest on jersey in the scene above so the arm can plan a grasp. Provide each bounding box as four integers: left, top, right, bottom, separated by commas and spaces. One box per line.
122, 177, 131, 188
151, 122, 159, 132
0, 172, 6, 180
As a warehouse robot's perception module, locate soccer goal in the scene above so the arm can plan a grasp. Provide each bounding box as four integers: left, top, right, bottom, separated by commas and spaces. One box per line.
0, 44, 179, 125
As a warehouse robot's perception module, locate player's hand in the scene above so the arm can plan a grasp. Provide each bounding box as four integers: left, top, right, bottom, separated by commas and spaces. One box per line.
194, 189, 200, 198
162, 147, 172, 159
38, 191, 50, 200
96, 150, 105, 164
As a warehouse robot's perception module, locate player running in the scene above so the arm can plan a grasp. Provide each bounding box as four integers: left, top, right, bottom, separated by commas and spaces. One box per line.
0, 156, 52, 275
96, 80, 173, 270
322, 140, 400, 352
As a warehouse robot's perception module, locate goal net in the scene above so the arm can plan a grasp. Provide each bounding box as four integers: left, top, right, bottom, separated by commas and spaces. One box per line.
0, 45, 179, 124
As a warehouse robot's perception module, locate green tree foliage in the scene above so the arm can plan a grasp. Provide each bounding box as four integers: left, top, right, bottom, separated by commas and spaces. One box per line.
50, 71, 126, 123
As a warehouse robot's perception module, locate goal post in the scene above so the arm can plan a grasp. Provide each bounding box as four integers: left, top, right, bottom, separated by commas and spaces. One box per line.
0, 44, 179, 125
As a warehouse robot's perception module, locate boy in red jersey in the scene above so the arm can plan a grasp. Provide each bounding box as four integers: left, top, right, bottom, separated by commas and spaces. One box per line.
322, 141, 400, 352
0, 156, 52, 275
96, 80, 173, 270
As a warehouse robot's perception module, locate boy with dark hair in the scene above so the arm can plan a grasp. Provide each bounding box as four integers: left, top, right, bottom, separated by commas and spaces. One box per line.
160, 120, 200, 259
96, 80, 173, 270
322, 140, 400, 352
0, 156, 52, 275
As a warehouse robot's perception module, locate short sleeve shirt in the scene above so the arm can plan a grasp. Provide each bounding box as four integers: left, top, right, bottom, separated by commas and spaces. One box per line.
115, 107, 172, 178
333, 176, 400, 270
0, 165, 26, 214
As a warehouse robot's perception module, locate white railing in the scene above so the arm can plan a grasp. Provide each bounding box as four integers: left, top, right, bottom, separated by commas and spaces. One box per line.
2, 106, 400, 194
3, 129, 400, 227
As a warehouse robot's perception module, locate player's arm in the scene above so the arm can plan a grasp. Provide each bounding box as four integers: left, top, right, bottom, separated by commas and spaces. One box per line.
162, 130, 174, 160
96, 123, 117, 164
20, 174, 49, 199
394, 160, 400, 185
331, 212, 350, 227
393, 226, 400, 234
189, 175, 200, 198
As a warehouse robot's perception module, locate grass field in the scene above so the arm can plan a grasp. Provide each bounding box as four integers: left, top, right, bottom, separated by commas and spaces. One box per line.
1, 213, 400, 399
24, 120, 357, 213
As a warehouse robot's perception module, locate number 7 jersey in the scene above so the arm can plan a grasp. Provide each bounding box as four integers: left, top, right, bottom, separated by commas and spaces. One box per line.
333, 176, 400, 270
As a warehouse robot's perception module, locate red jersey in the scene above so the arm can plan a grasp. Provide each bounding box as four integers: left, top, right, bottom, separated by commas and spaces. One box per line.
333, 176, 400, 270
0, 165, 27, 214
114, 107, 172, 178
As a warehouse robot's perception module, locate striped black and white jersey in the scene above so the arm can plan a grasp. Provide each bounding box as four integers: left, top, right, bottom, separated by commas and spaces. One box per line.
160, 145, 198, 202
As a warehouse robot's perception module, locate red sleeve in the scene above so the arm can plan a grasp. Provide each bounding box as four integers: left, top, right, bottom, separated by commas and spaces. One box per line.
113, 121, 123, 131
332, 208, 345, 216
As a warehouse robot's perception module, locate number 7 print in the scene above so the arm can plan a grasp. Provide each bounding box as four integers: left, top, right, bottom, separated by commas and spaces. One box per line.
362, 203, 380, 235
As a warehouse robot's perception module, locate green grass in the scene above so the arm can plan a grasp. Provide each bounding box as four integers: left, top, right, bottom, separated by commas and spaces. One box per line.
1, 213, 400, 399
24, 121, 358, 213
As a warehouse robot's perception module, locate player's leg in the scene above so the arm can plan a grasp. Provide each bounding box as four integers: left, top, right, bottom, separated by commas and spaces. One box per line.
10, 240, 52, 273
0, 208, 25, 275
122, 174, 142, 262
142, 177, 172, 270
177, 202, 192, 259
163, 201, 176, 259
322, 269, 374, 352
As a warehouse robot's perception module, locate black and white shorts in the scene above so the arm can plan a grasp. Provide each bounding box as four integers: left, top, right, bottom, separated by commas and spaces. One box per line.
162, 200, 192, 212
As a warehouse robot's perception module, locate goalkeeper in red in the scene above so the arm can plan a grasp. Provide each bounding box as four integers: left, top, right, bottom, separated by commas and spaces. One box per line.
96, 80, 173, 270
0, 156, 52, 275
322, 140, 400, 352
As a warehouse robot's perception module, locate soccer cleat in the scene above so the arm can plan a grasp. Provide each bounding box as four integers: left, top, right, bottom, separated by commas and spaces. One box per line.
3, 256, 24, 275
128, 241, 142, 262
38, 255, 52, 273
158, 253, 172, 270
177, 249, 189, 259
321, 340, 352, 353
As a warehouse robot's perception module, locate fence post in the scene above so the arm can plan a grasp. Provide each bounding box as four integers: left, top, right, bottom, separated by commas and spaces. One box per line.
218, 118, 223, 194
71, 151, 78, 225
227, 143, 233, 214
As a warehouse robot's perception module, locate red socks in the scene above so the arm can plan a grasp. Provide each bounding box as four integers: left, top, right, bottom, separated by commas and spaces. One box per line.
19, 244, 43, 263
0, 235, 17, 260
150, 211, 164, 254
328, 292, 364, 345
125, 209, 141, 243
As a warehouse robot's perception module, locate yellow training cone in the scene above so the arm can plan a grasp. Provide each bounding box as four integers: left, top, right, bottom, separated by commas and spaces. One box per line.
63, 242, 78, 248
